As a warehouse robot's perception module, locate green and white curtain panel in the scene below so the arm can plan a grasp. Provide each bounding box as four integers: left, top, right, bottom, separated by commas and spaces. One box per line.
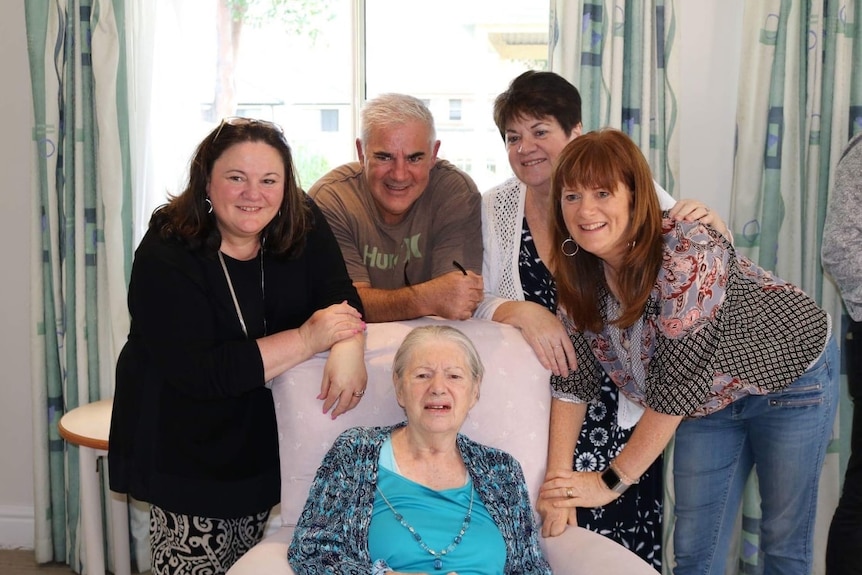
731, 1, 859, 570
25, 0, 133, 572
550, 0, 680, 195
551, 0, 860, 573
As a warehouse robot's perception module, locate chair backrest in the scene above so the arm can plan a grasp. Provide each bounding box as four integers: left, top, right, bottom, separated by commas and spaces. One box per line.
272, 316, 552, 526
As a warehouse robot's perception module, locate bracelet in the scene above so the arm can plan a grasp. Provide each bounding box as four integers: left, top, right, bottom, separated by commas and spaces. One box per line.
609, 459, 639, 485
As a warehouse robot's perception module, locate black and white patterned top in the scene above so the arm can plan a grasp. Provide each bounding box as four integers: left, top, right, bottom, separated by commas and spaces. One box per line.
552, 216, 830, 418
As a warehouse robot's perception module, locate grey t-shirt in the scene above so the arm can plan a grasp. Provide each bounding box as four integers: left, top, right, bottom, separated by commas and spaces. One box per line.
308, 159, 482, 289
823, 132, 862, 321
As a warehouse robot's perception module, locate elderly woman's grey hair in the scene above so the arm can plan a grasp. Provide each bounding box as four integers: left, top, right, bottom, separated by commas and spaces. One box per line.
360, 93, 437, 147
392, 325, 484, 385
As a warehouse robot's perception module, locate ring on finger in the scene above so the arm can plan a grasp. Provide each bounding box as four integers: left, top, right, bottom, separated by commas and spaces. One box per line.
352, 390, 365, 397
565, 487, 574, 498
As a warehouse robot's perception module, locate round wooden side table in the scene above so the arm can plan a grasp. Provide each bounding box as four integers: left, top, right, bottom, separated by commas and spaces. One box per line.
58, 398, 131, 575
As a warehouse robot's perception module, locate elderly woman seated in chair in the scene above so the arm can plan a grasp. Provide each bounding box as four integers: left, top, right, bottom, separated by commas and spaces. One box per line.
287, 324, 551, 575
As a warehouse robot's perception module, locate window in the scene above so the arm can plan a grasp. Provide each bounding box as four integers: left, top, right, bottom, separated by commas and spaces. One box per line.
139, 0, 549, 241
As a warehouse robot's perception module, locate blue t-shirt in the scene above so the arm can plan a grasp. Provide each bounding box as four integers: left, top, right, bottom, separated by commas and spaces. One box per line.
368, 437, 506, 574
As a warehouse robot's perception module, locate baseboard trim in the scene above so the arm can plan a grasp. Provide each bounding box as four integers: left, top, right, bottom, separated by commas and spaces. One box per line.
0, 505, 34, 549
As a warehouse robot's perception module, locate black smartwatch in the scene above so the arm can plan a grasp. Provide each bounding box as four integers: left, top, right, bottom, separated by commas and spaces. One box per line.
601, 465, 632, 495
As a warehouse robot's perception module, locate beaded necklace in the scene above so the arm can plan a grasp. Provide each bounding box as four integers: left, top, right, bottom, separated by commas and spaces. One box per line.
376, 483, 474, 571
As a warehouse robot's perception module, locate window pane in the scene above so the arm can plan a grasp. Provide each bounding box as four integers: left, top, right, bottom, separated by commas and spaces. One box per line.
364, 0, 549, 192
141, 0, 353, 240
235, 0, 354, 190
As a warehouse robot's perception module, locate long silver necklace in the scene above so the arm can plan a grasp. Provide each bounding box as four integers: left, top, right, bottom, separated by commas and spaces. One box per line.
217, 248, 266, 338
376, 483, 474, 571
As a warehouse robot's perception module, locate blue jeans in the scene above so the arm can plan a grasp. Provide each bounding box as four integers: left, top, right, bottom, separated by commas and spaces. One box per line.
673, 335, 839, 575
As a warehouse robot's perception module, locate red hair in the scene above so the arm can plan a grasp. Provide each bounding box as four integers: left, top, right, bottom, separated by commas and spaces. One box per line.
548, 129, 664, 332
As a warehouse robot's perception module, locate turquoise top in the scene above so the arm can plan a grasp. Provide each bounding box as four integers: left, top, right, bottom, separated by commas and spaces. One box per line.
368, 437, 506, 575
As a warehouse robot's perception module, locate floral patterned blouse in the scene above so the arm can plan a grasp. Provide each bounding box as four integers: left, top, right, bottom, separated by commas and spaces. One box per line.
552, 216, 829, 418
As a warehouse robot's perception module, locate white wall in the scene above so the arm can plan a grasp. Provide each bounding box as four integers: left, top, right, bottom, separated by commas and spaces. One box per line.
678, 0, 745, 218
0, 0, 744, 549
0, 1, 36, 549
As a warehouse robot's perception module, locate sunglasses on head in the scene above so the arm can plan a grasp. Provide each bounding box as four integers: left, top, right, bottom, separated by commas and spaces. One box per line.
213, 116, 284, 141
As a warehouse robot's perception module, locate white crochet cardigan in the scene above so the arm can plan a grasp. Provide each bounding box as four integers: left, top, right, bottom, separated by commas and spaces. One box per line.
476, 176, 676, 320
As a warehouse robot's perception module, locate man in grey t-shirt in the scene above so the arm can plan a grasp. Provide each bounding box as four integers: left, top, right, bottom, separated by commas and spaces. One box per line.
309, 94, 484, 322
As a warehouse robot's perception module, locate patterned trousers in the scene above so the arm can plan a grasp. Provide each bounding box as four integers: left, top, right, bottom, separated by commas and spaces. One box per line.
150, 505, 271, 575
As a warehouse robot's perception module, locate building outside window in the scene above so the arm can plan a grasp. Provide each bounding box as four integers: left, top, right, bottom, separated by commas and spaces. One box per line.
449, 98, 462, 121
320, 109, 339, 132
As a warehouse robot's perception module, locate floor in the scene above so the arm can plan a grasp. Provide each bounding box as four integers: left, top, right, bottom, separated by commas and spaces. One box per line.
0, 550, 76, 574
0, 549, 150, 574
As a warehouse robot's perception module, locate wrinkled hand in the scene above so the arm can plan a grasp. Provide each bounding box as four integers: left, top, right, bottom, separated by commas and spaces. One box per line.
537, 495, 577, 538
510, 302, 577, 376
429, 271, 484, 320
539, 469, 618, 536
318, 335, 367, 419
669, 198, 730, 239
298, 301, 365, 356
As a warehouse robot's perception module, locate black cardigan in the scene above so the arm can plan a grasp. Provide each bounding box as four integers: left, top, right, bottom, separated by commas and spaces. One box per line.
108, 201, 362, 518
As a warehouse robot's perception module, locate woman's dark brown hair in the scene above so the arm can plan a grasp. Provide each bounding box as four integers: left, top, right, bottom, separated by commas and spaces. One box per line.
549, 128, 664, 332
493, 71, 582, 141
150, 119, 311, 257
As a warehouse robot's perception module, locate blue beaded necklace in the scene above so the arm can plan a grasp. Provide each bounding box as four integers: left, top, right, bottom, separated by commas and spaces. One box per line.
376, 484, 475, 571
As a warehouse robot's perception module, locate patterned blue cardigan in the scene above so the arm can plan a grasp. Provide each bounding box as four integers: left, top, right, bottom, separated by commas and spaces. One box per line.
287, 423, 552, 574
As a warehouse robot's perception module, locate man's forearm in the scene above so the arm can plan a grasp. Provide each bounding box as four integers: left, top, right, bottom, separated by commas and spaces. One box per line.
356, 285, 433, 322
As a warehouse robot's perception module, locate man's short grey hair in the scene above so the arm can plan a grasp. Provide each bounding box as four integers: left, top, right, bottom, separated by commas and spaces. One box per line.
392, 325, 484, 386
360, 93, 437, 146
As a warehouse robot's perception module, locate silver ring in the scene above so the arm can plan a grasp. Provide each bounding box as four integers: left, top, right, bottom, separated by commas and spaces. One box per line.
352, 391, 365, 397
566, 488, 574, 498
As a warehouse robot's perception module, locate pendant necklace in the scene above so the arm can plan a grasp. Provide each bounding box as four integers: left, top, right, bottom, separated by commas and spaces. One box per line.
376, 484, 474, 571
218, 246, 267, 338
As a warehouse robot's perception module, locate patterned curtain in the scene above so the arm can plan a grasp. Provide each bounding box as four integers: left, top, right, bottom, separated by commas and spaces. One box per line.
549, 0, 680, 195
549, 1, 682, 570
731, 1, 859, 573
25, 0, 133, 571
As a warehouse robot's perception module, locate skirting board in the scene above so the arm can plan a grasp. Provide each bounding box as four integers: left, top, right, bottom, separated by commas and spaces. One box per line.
0, 505, 34, 549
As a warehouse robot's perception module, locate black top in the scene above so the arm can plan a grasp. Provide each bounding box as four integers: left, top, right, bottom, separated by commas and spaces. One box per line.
108, 200, 362, 518
518, 217, 556, 311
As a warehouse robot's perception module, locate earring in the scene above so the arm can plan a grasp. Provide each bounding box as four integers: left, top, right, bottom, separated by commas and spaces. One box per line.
561, 237, 579, 257
205, 198, 213, 214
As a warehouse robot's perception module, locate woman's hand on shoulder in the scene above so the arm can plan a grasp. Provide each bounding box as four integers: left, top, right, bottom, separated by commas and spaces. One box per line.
493, 301, 577, 376
299, 301, 366, 356
669, 198, 732, 242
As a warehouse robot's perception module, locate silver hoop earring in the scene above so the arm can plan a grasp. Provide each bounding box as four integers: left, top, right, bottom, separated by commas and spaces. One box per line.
205, 198, 213, 214
561, 237, 579, 257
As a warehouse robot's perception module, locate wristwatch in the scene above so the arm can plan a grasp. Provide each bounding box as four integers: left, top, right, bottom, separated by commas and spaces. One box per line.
601, 465, 632, 495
